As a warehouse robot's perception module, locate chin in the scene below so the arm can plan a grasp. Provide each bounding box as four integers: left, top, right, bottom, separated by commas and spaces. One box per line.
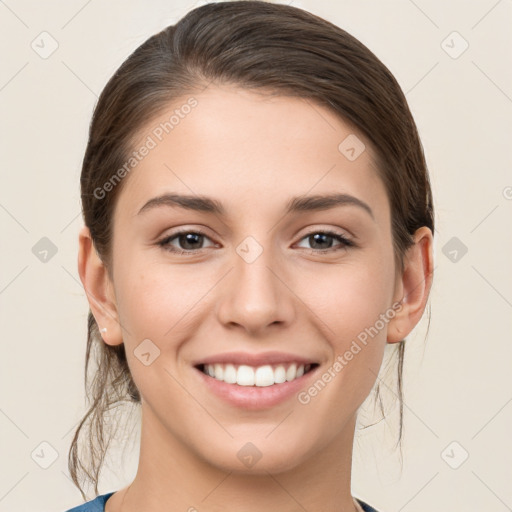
197, 435, 313, 475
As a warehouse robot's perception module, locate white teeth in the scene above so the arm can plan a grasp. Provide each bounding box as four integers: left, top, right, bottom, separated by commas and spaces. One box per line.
237, 365, 255, 386
274, 365, 287, 384
214, 363, 224, 380
202, 362, 313, 386
254, 365, 274, 387
223, 364, 237, 384
286, 363, 297, 381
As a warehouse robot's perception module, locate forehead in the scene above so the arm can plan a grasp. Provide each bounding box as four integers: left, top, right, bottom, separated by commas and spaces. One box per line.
115, 85, 389, 225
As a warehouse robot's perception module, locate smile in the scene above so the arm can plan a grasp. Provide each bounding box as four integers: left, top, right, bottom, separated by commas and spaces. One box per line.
197, 363, 318, 387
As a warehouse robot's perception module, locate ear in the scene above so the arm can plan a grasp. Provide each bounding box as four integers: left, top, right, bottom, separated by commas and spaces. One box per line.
387, 226, 434, 343
77, 225, 123, 346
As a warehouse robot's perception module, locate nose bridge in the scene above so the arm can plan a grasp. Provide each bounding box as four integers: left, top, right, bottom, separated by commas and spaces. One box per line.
216, 233, 293, 332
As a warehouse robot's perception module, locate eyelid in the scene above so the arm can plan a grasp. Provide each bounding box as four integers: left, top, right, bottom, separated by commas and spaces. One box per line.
157, 225, 355, 255
296, 224, 352, 240
294, 229, 354, 251
157, 227, 216, 252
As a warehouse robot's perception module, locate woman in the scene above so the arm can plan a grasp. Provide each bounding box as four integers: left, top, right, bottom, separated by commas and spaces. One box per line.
65, 1, 434, 511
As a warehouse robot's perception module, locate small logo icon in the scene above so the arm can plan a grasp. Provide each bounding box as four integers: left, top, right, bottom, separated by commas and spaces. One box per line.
134, 339, 161, 366
441, 440, 469, 469
237, 442, 262, 468
31, 31, 59, 59
236, 236, 263, 264
502, 186, 512, 200
441, 31, 469, 59
32, 237, 58, 263
338, 134, 366, 161
31, 441, 59, 469
442, 237, 468, 263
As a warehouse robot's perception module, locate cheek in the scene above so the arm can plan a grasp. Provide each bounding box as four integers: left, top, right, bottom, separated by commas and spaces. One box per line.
116, 269, 189, 338
305, 259, 393, 339
309, 260, 395, 391
295, 264, 393, 419
113, 265, 194, 401
113, 258, 220, 378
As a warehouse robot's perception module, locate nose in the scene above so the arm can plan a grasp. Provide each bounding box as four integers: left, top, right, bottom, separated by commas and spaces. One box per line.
216, 241, 295, 335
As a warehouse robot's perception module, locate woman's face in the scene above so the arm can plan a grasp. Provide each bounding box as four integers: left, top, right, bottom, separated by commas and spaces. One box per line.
103, 85, 406, 473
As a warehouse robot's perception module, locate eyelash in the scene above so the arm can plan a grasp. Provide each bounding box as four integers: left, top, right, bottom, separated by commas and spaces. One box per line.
157, 228, 355, 256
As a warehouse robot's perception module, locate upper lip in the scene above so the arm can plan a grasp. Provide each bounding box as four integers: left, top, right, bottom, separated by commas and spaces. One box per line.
193, 351, 319, 368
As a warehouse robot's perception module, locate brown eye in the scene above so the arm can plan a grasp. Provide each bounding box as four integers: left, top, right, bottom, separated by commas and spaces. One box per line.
158, 230, 215, 255
296, 230, 354, 252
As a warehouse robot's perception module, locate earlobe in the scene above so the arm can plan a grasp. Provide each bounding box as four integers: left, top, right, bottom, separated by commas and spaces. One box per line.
77, 225, 124, 346
387, 226, 434, 344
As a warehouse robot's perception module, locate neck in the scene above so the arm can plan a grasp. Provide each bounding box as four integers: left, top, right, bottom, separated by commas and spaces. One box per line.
118, 402, 359, 512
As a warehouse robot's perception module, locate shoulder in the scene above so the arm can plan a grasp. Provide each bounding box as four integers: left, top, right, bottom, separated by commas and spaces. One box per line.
63, 492, 115, 512
356, 497, 384, 512
64, 492, 378, 512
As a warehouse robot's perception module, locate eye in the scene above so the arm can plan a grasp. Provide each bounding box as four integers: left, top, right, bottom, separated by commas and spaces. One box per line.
157, 228, 355, 256
296, 230, 354, 253
157, 229, 216, 255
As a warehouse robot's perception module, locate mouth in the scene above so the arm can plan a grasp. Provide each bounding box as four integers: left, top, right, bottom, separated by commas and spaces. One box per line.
194, 362, 320, 387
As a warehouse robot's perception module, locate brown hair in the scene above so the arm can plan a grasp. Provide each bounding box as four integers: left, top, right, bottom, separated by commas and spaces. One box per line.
69, 0, 434, 499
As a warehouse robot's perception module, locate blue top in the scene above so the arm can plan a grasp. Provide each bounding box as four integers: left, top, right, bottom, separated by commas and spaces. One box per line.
64, 492, 114, 511
64, 491, 382, 511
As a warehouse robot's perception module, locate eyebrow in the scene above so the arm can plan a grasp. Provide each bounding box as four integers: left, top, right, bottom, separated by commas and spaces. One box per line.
137, 192, 374, 220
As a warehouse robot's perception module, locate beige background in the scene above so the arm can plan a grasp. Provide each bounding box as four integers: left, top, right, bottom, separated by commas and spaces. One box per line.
1, 0, 511, 511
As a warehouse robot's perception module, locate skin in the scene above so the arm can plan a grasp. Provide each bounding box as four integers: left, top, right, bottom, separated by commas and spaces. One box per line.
78, 85, 433, 512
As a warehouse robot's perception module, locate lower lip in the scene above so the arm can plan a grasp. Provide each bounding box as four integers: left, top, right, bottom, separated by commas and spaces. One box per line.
193, 365, 319, 410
